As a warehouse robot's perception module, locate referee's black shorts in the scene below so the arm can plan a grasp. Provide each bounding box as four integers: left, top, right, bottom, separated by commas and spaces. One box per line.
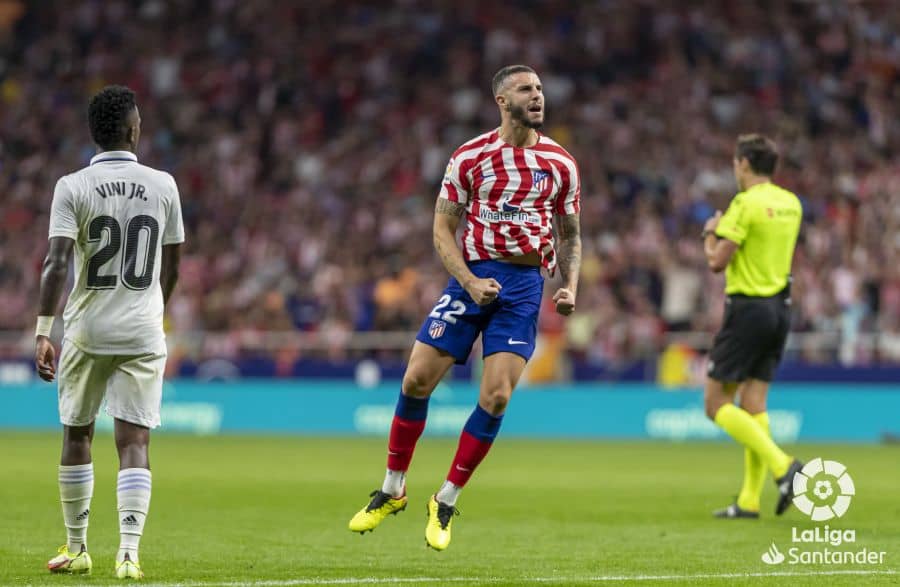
708, 289, 791, 383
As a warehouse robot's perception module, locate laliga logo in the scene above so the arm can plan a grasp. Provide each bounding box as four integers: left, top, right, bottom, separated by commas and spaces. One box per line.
792, 458, 855, 521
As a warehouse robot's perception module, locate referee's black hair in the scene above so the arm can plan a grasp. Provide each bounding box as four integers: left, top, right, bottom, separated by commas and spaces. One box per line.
492, 65, 537, 96
735, 134, 779, 176
88, 85, 137, 150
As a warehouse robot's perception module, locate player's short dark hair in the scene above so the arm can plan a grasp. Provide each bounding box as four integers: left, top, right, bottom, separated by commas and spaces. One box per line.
88, 85, 137, 150
735, 134, 778, 176
492, 65, 537, 96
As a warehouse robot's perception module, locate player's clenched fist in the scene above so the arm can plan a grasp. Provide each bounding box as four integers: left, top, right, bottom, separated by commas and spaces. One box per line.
553, 288, 576, 315
465, 277, 502, 306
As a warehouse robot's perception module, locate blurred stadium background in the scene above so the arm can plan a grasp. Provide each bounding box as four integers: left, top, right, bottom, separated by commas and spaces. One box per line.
1, 1, 899, 584
1, 0, 899, 385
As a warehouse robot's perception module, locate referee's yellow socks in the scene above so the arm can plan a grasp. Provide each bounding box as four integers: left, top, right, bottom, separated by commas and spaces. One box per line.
715, 404, 791, 480
736, 412, 770, 512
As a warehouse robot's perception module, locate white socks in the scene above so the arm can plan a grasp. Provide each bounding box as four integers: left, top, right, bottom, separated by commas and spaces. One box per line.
117, 468, 151, 563
381, 469, 406, 498
384, 472, 462, 505
436, 480, 462, 506
59, 464, 94, 553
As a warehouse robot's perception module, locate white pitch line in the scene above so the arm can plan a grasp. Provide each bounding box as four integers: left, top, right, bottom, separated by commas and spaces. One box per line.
51, 568, 896, 587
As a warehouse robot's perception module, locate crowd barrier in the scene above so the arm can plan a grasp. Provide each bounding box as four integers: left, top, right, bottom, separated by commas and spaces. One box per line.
1, 380, 897, 443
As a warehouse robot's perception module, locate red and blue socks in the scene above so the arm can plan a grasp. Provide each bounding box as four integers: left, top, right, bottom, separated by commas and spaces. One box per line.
437, 405, 503, 506
382, 392, 429, 497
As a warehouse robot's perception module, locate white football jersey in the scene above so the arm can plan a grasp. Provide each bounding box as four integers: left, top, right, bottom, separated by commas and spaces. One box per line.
48, 151, 185, 355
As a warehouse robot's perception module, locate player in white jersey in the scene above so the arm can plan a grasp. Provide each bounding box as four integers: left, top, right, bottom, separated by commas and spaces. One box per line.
35, 86, 183, 580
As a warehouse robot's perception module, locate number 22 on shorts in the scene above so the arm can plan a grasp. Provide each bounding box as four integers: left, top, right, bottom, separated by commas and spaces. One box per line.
429, 294, 466, 324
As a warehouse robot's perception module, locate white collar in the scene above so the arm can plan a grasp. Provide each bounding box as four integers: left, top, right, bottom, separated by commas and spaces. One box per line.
90, 150, 138, 165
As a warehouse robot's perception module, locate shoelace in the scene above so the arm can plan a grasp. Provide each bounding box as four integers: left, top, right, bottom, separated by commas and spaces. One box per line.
365, 490, 393, 512
436, 502, 459, 529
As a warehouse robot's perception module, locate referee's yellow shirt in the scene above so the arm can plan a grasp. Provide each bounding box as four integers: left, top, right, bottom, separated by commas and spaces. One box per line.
715, 182, 802, 297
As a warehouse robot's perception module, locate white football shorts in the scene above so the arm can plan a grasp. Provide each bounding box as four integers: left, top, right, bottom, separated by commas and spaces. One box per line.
57, 340, 166, 429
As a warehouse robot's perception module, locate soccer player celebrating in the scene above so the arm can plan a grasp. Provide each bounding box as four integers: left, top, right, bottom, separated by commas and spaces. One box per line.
35, 86, 184, 578
349, 65, 581, 549
702, 134, 803, 519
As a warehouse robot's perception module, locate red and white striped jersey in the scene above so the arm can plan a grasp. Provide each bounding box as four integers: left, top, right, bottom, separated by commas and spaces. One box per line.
439, 129, 580, 273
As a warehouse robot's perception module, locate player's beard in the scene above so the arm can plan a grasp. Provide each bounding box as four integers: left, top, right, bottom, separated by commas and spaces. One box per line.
509, 103, 544, 130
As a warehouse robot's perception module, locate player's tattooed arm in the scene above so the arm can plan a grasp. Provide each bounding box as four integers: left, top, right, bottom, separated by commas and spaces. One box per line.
433, 198, 473, 284
435, 198, 466, 217
555, 212, 582, 293
433, 198, 500, 305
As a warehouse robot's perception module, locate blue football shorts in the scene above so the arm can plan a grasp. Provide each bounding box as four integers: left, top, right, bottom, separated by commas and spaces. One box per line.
415, 260, 544, 364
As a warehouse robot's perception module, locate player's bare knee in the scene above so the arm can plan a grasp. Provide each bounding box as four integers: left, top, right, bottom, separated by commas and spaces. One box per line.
61, 427, 93, 464
739, 397, 765, 414
116, 440, 149, 469
116, 435, 148, 454
482, 386, 512, 415
62, 424, 93, 451
401, 369, 435, 398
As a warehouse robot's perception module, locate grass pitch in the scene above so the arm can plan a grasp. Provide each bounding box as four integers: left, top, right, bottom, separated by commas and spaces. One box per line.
1, 432, 897, 586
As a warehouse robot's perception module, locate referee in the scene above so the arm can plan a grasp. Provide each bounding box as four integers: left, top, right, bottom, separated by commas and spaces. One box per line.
701, 134, 803, 519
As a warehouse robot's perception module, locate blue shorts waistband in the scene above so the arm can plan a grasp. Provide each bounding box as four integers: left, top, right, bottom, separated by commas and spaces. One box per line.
467, 259, 541, 274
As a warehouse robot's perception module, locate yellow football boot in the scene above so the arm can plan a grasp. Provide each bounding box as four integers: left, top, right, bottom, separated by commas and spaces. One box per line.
115, 553, 144, 580
47, 544, 92, 574
349, 490, 408, 534
425, 495, 458, 551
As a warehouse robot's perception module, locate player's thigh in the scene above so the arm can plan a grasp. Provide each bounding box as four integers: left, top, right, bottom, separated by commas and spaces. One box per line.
481, 352, 527, 400
738, 379, 770, 414
402, 341, 457, 397
58, 343, 116, 427
480, 273, 542, 362
415, 279, 487, 366
106, 353, 166, 429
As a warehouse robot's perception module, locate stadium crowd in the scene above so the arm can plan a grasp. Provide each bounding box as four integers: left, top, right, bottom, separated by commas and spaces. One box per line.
1, 0, 898, 366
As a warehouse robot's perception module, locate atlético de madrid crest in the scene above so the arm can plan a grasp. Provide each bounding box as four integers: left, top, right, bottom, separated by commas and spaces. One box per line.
429, 320, 446, 339
533, 169, 550, 191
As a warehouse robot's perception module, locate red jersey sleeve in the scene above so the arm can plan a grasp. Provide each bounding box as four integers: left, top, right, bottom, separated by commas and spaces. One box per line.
438, 155, 472, 205
553, 157, 581, 215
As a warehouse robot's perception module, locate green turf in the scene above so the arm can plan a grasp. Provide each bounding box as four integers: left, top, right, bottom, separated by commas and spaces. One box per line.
1, 432, 896, 586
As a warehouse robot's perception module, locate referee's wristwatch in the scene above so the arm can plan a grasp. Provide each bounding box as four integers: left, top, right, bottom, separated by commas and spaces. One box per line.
701, 229, 714, 239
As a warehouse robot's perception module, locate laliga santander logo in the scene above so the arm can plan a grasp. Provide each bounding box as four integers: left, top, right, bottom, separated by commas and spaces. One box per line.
792, 458, 855, 521
761, 543, 785, 565
759, 459, 887, 567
